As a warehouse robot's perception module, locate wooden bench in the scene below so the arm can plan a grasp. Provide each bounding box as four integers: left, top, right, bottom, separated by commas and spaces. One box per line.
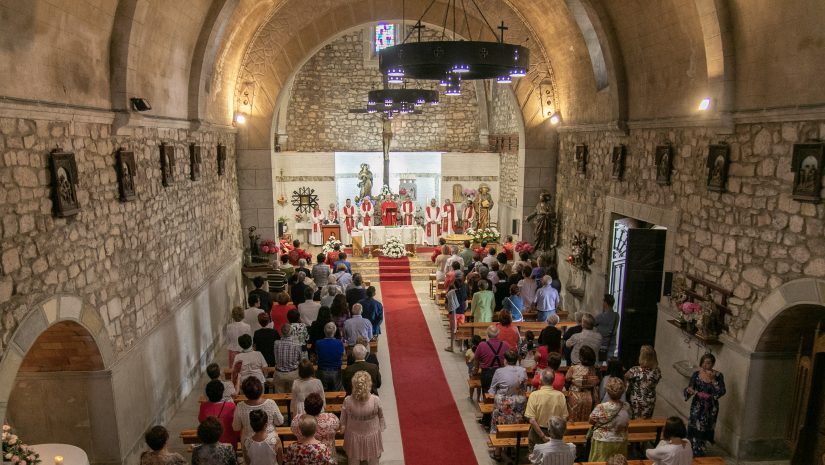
577, 459, 724, 465
429, 273, 437, 298
198, 391, 346, 421
180, 429, 345, 451
488, 419, 666, 463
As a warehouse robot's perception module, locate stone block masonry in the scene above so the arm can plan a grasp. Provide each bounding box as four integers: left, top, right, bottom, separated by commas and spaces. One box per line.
0, 116, 241, 356
557, 120, 825, 340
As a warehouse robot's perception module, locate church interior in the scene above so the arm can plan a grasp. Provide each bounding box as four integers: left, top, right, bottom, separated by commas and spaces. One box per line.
1, 1, 825, 464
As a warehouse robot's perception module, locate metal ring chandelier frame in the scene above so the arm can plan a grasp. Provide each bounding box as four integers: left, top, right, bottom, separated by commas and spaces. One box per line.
367, 88, 440, 117
378, 0, 530, 82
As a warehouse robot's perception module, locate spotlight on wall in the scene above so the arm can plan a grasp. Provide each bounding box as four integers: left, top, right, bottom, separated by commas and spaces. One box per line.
698, 97, 712, 111
130, 97, 152, 112
548, 111, 561, 125
234, 112, 247, 125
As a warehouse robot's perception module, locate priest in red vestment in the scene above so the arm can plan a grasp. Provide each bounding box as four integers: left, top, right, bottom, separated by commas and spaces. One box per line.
380, 197, 398, 226
341, 198, 356, 245
401, 196, 415, 226
360, 197, 374, 226
441, 198, 457, 235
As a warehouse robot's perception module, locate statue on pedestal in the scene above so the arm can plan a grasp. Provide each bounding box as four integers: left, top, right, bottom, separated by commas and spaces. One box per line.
357, 163, 373, 201
477, 183, 494, 230
526, 192, 558, 252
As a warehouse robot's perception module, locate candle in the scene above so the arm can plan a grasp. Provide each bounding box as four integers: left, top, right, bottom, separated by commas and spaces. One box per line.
54, 456, 64, 465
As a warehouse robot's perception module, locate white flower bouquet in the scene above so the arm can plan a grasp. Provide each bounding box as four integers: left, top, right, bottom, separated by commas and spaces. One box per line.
381, 236, 407, 259
2, 424, 40, 465
466, 227, 500, 243
321, 237, 343, 254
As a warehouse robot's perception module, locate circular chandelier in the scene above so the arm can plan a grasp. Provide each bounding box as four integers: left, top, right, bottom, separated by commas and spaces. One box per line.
366, 88, 439, 118
378, 0, 530, 90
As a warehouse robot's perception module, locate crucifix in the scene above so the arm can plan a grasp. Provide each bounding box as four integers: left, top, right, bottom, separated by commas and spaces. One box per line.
497, 21, 508, 43
381, 115, 392, 186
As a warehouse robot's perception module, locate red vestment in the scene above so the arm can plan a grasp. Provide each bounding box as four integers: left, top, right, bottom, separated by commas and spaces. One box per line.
441, 203, 457, 234
361, 201, 373, 226
381, 200, 398, 226
343, 205, 356, 233
401, 200, 415, 225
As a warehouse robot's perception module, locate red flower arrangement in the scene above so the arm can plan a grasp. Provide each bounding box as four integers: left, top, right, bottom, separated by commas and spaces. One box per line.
279, 239, 294, 253
259, 240, 278, 254
514, 241, 534, 254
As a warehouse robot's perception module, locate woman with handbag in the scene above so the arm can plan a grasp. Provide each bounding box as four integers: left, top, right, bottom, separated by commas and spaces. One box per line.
588, 377, 631, 461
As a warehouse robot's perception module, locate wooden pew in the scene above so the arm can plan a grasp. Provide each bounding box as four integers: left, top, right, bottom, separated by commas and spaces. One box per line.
576, 459, 724, 465
276, 427, 344, 449
488, 418, 666, 463
198, 391, 347, 421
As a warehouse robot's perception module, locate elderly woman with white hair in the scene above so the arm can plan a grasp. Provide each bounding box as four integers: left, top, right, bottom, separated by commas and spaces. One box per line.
528, 416, 576, 465
321, 276, 343, 308
341, 370, 386, 465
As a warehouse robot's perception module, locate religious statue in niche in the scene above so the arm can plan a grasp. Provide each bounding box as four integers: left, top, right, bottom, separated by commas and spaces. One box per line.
49, 149, 80, 217
655, 145, 673, 185
568, 232, 596, 272
477, 183, 494, 230
706, 144, 730, 192
611, 145, 626, 180
217, 144, 227, 176
526, 192, 558, 252
116, 149, 137, 202
190, 144, 202, 181
357, 163, 374, 201
575, 144, 588, 174
791, 142, 824, 203
399, 177, 417, 201
160, 143, 175, 187
452, 183, 464, 203
291, 186, 319, 214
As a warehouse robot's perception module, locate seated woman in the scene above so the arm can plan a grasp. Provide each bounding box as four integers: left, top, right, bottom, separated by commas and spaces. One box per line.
198, 380, 239, 445
192, 417, 238, 465
645, 416, 693, 465
291, 392, 340, 463
588, 378, 631, 461
140, 425, 186, 465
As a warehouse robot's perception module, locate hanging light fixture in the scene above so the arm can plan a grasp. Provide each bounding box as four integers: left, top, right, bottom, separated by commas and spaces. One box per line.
361, 87, 440, 118
379, 0, 530, 86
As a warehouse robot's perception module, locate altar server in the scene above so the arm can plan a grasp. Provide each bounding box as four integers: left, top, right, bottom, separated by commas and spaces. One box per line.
360, 197, 374, 226
442, 198, 457, 235
462, 198, 476, 231
401, 196, 415, 226
425, 198, 442, 245
342, 198, 356, 245
310, 205, 325, 245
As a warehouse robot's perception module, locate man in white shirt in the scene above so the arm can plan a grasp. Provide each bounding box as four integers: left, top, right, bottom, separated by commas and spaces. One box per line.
535, 276, 560, 322
528, 416, 576, 465
565, 313, 603, 364
297, 286, 321, 325
243, 295, 264, 329
445, 246, 465, 275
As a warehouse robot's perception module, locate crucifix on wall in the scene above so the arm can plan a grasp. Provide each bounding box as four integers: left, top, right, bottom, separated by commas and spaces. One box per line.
382, 115, 392, 186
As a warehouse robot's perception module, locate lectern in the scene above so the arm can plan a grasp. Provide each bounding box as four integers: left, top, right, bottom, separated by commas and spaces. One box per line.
322, 224, 341, 243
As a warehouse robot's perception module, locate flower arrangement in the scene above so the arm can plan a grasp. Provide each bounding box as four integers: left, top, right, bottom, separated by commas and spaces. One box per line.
259, 240, 278, 255
321, 236, 343, 254
398, 187, 408, 196
514, 241, 535, 255
381, 236, 407, 259
279, 239, 294, 253
466, 227, 500, 244
2, 424, 41, 465
294, 213, 305, 222
377, 185, 396, 201
462, 187, 478, 198
277, 216, 290, 224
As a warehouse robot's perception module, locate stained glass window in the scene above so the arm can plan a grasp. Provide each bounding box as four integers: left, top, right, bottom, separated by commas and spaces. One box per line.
375, 23, 395, 53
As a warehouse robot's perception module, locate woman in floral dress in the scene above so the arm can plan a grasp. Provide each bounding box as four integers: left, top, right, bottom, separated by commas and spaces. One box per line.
285, 416, 333, 465
684, 353, 726, 456
624, 345, 662, 419
341, 371, 386, 464
589, 378, 631, 461
566, 345, 600, 422
291, 393, 340, 464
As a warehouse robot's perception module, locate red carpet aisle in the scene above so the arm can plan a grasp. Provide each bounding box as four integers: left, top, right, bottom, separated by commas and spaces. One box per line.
379, 256, 478, 465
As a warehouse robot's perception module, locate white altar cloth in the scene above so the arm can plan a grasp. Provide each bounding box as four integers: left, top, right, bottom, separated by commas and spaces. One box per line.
358, 226, 425, 246
30, 444, 89, 465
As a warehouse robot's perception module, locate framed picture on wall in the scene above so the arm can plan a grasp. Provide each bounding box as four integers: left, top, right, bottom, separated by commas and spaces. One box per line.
49, 149, 80, 217
190, 144, 202, 181
791, 142, 824, 203
611, 145, 626, 180
706, 144, 730, 192
575, 144, 588, 174
116, 149, 137, 202
655, 145, 673, 185
160, 143, 175, 187
217, 144, 227, 176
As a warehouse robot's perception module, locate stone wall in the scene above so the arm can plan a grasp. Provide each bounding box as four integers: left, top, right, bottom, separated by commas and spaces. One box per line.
0, 116, 241, 355
556, 120, 825, 339
285, 28, 482, 152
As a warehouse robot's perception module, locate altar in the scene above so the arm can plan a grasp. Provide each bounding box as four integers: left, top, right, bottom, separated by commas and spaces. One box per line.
354, 225, 426, 246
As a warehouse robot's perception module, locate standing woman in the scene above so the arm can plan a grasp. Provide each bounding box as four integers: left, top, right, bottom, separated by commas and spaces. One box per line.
502, 284, 524, 323
684, 353, 726, 456
588, 378, 631, 461
340, 371, 386, 465
624, 345, 662, 419
565, 345, 600, 422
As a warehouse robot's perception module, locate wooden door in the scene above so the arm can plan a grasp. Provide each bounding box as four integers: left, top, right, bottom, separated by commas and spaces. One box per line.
789, 326, 825, 464
616, 228, 666, 369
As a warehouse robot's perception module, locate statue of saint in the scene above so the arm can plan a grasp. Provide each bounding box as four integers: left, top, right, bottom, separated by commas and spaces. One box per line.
476, 183, 494, 230
357, 163, 373, 200
526, 192, 558, 251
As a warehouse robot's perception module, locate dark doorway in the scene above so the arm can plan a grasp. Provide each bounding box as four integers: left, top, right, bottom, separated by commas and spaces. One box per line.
609, 218, 666, 369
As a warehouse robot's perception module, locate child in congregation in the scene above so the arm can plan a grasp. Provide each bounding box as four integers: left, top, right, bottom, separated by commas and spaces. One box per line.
466, 335, 482, 375
234, 334, 268, 392
243, 410, 283, 465
207, 362, 235, 401
519, 331, 537, 370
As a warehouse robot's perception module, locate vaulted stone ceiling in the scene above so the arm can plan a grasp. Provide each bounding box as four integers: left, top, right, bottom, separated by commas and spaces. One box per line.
1, 0, 824, 147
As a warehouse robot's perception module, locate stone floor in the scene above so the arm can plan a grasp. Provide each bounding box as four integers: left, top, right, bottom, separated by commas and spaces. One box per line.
164, 278, 784, 464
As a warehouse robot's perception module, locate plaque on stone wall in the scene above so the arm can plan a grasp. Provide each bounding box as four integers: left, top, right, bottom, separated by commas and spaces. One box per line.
217, 144, 227, 176
160, 143, 175, 187
655, 145, 673, 185
190, 144, 202, 181
706, 144, 730, 192
611, 145, 626, 180
116, 149, 137, 202
575, 144, 588, 174
791, 142, 824, 203
49, 149, 80, 217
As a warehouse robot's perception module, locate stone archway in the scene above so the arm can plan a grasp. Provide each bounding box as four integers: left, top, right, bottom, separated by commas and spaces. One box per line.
0, 295, 118, 465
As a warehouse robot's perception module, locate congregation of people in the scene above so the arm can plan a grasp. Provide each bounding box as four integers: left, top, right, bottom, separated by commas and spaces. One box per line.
436, 237, 727, 464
